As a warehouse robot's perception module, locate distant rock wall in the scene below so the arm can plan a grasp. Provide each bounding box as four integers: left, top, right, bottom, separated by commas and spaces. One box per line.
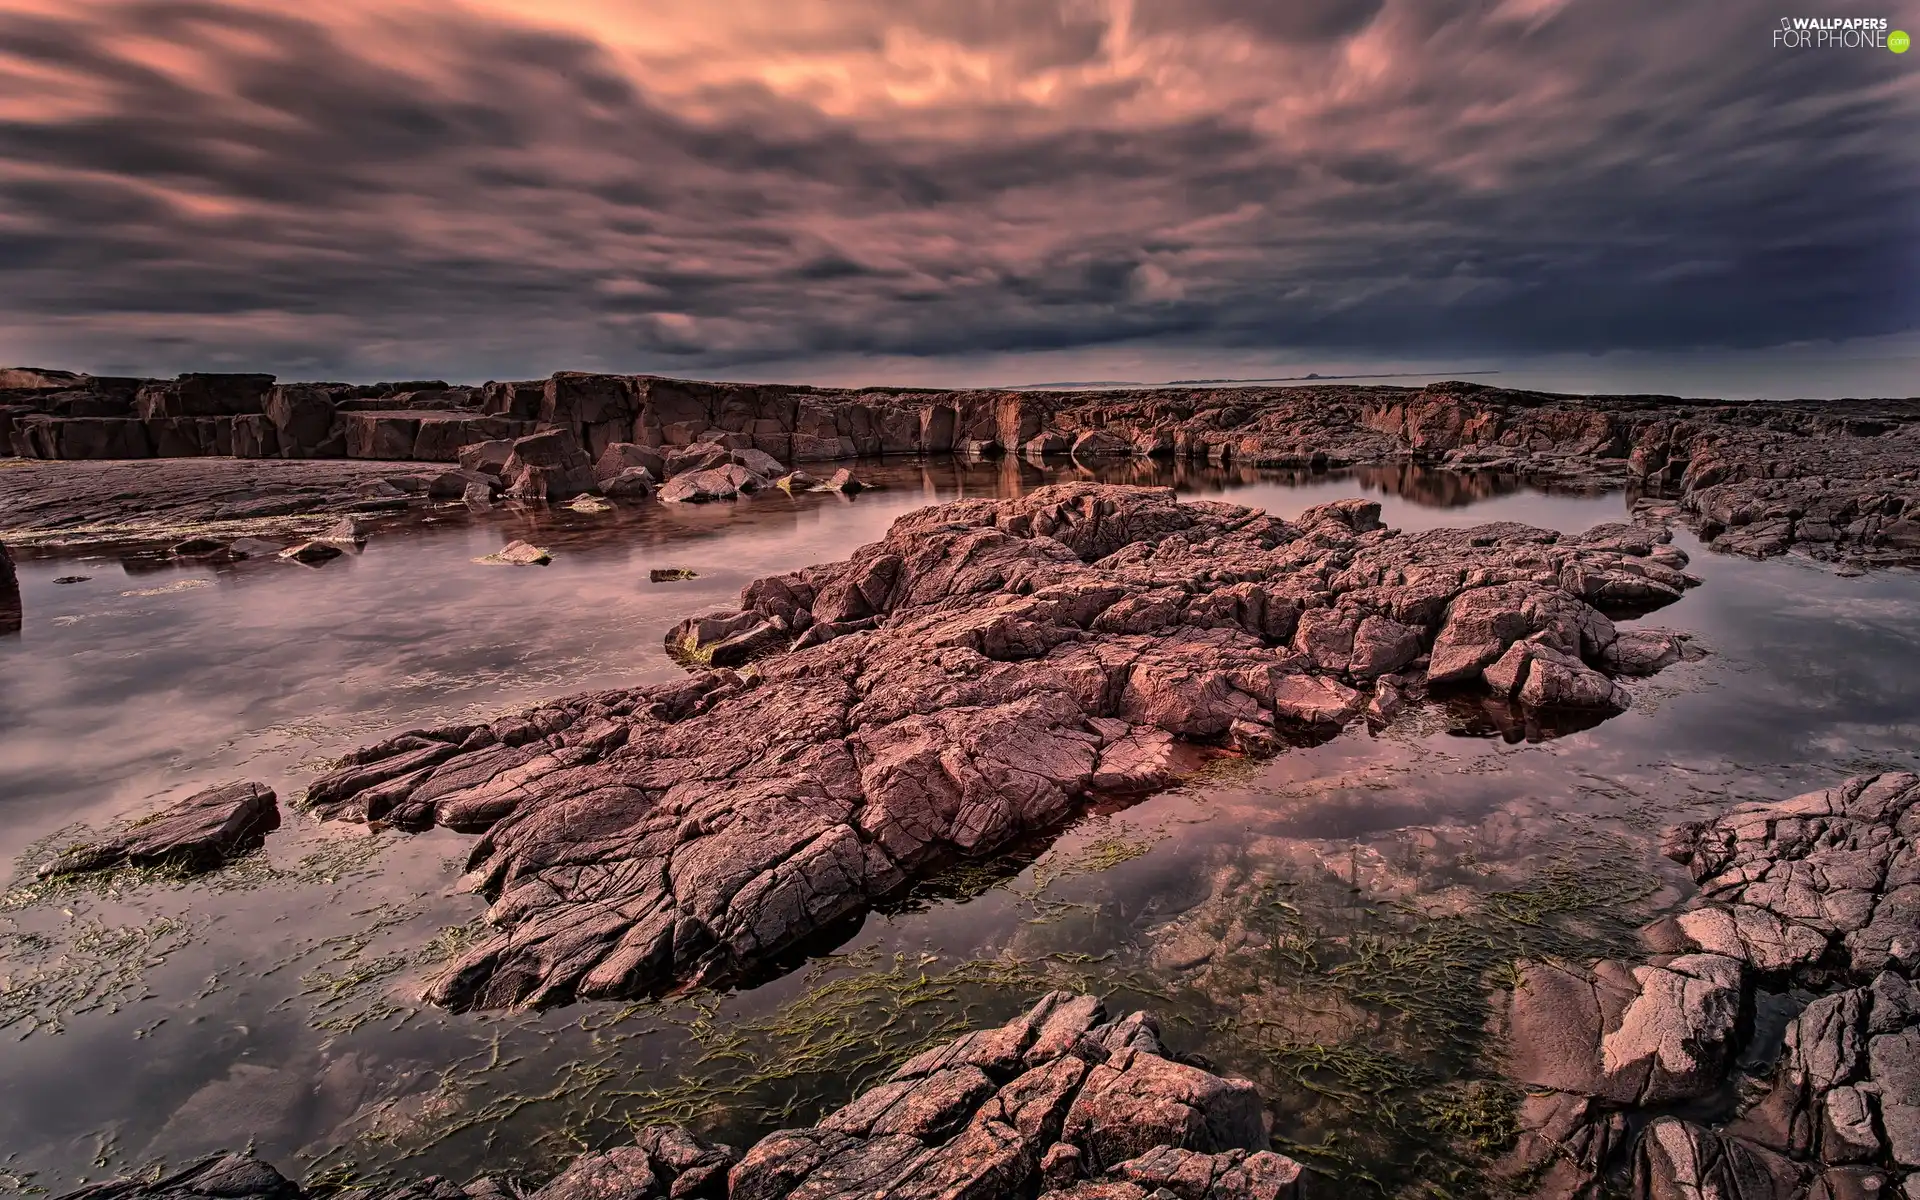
7, 369, 1920, 567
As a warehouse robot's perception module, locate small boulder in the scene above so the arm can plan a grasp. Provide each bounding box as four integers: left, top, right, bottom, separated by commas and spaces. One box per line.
663, 443, 733, 479
38, 781, 279, 878
603, 468, 656, 499
650, 568, 699, 582
774, 471, 820, 493
320, 517, 366, 545
1071, 429, 1132, 459
458, 438, 516, 476
821, 467, 868, 494
658, 465, 765, 503
279, 541, 343, 565
731, 447, 787, 478
594, 442, 667, 485
476, 541, 552, 566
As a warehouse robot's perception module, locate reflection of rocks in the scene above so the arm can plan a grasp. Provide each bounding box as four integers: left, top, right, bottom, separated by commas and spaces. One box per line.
0, 537, 19, 635
37, 781, 278, 878
307, 484, 1692, 1011
1494, 773, 1920, 1200
66, 994, 1301, 1200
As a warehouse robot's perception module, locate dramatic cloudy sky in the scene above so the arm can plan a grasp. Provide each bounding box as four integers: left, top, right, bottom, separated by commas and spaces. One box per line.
1, 0, 1916, 392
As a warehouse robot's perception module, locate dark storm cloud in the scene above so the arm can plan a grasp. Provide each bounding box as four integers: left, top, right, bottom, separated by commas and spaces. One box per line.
0, 0, 1912, 379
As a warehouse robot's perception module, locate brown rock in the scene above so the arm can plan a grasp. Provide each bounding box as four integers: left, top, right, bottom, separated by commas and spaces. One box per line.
307, 485, 1689, 1008
38, 781, 279, 877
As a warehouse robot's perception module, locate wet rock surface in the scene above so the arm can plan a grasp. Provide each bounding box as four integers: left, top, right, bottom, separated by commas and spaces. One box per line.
303, 483, 1693, 1011
36, 781, 279, 878
1497, 773, 1920, 1200
58, 993, 1303, 1200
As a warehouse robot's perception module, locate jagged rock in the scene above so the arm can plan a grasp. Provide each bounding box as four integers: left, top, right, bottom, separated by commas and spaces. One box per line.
1601, 629, 1705, 675
820, 468, 868, 494
476, 541, 552, 566
460, 439, 518, 477
501, 430, 598, 502
1484, 639, 1633, 711
603, 468, 657, 499
305, 484, 1687, 1009
1504, 953, 1744, 1106
732, 448, 787, 479
659, 465, 765, 503
1664, 773, 1920, 975
664, 443, 734, 478
1633, 1118, 1803, 1200
278, 540, 343, 565
730, 993, 1293, 1200
595, 443, 668, 485
321, 516, 367, 545
1072, 430, 1133, 459
774, 471, 820, 494
37, 782, 278, 877
651, 569, 699, 582
53, 1153, 301, 1200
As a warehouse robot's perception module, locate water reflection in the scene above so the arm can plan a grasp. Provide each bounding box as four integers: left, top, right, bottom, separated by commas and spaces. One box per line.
0, 458, 1915, 1194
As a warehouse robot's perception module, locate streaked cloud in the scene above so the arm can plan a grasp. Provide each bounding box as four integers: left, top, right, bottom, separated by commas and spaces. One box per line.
0, 0, 1913, 381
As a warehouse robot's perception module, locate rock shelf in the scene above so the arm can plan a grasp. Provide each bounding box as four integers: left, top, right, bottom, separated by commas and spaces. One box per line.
1499, 772, 1920, 1199
305, 483, 1696, 1011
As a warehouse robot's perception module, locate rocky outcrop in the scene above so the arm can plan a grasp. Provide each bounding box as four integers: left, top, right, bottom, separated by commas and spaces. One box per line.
36, 781, 278, 878
304, 484, 1694, 1011
57, 993, 1303, 1200
10, 368, 1918, 567
1497, 773, 1920, 1200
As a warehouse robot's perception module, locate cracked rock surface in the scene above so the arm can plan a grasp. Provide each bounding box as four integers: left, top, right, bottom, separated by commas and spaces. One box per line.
60, 993, 1304, 1200
36, 781, 279, 878
1498, 773, 1920, 1200
304, 483, 1694, 1011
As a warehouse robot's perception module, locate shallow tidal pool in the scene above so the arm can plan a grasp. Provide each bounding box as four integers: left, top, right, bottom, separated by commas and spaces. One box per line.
3, 456, 1918, 1197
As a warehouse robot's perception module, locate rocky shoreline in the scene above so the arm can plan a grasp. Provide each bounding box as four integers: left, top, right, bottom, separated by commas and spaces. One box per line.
3, 368, 1918, 569
1497, 772, 1920, 1200
59, 775, 1920, 1200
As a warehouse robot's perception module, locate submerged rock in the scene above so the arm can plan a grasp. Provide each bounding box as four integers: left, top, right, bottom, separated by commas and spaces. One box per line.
37, 781, 278, 878
57, 994, 1303, 1200
306, 484, 1691, 1010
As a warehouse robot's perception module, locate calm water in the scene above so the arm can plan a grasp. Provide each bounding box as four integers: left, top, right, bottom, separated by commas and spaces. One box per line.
2, 457, 1917, 1195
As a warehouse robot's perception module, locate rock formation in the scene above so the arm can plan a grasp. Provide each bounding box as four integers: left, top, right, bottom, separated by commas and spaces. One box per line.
1498, 772, 1920, 1200
37, 781, 279, 878
7, 368, 1918, 567
304, 484, 1696, 1011
57, 992, 1306, 1200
